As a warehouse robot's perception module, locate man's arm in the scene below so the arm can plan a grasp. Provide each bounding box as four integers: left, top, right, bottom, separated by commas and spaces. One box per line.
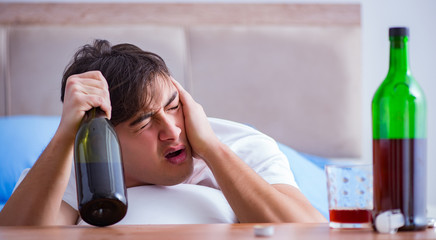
0, 71, 111, 226
172, 78, 326, 223
198, 141, 326, 223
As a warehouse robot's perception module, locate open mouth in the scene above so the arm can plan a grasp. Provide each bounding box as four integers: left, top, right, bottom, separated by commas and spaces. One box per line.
165, 149, 183, 159
164, 147, 187, 165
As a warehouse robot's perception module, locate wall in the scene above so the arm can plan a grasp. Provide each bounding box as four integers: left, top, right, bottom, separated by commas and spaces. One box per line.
318, 0, 436, 218
361, 0, 436, 216
308, 0, 436, 218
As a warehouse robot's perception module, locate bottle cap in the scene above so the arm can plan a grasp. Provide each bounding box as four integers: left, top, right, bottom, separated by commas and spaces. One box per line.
389, 27, 409, 37
374, 210, 405, 234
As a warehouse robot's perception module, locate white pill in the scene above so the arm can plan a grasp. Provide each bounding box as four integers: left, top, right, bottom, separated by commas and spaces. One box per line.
375, 210, 405, 234
253, 225, 274, 237
428, 218, 436, 228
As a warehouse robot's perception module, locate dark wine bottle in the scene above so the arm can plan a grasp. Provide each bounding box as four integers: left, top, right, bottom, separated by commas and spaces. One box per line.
74, 108, 127, 227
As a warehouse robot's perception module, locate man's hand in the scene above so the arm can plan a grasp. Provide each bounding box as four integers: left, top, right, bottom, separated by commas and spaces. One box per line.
172, 77, 326, 224
59, 71, 111, 139
171, 78, 220, 160
0, 72, 110, 226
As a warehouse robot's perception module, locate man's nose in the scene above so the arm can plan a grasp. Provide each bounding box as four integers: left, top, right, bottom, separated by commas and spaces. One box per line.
158, 115, 181, 141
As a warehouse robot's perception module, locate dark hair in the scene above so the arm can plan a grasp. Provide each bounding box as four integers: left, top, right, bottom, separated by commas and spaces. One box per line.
61, 39, 171, 126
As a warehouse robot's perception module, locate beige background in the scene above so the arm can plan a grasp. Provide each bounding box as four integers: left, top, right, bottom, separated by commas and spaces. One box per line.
0, 3, 361, 159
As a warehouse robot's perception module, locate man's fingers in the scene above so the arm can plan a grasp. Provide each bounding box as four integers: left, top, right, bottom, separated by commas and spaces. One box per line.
171, 77, 184, 95
65, 71, 112, 119
73, 71, 109, 89
171, 77, 194, 104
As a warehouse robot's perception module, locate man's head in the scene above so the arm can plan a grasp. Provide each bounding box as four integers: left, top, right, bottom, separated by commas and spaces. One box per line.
61, 39, 170, 126
61, 39, 193, 186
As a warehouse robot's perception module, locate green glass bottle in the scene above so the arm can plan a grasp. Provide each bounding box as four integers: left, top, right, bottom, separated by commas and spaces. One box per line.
74, 108, 127, 227
372, 27, 427, 231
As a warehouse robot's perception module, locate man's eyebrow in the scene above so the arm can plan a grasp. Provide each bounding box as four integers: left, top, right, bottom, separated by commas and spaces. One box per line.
129, 91, 178, 127
164, 91, 178, 108
129, 112, 153, 127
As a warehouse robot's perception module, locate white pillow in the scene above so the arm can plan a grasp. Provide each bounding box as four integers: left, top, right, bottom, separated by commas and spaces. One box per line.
77, 184, 237, 225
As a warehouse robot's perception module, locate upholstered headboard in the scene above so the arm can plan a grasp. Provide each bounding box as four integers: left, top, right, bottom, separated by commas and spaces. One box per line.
0, 3, 361, 159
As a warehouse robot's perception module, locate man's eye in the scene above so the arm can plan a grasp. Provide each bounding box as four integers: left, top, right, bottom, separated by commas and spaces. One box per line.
169, 104, 179, 111
139, 121, 150, 130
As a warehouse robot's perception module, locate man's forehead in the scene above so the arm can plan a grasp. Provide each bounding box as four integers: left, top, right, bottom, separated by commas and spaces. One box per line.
128, 82, 178, 127
143, 80, 176, 111
143, 92, 177, 113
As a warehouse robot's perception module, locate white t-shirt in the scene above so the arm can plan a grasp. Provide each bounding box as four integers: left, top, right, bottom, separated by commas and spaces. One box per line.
182, 118, 297, 188
16, 118, 298, 225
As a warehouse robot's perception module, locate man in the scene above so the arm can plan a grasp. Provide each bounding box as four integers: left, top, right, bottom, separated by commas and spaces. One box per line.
0, 40, 326, 225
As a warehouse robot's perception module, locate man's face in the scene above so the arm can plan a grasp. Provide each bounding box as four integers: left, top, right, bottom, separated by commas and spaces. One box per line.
114, 77, 193, 187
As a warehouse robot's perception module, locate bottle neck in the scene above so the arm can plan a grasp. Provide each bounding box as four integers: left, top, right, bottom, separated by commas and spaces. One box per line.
388, 36, 410, 74
84, 107, 106, 121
